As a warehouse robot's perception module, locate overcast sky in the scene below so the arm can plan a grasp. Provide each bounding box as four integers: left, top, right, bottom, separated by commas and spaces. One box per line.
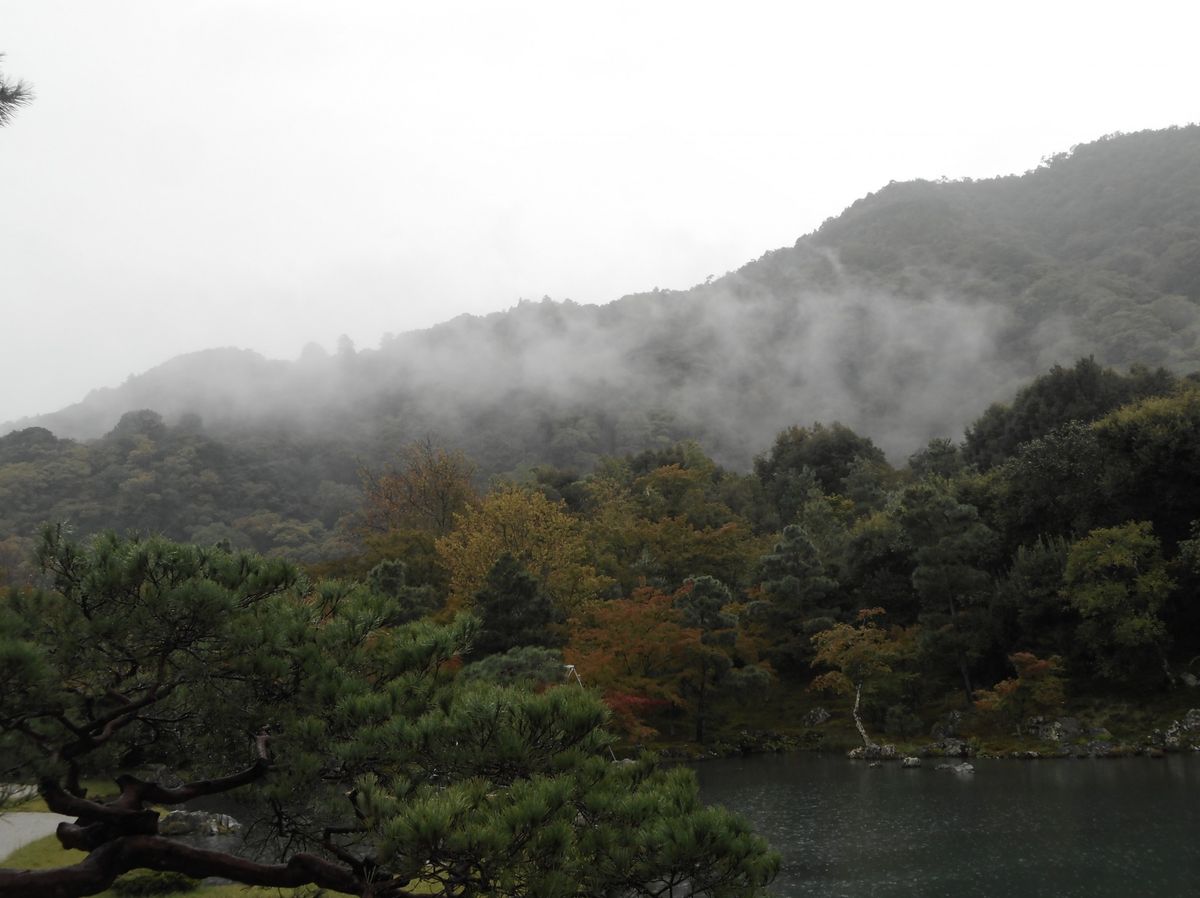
1, 0, 1196, 424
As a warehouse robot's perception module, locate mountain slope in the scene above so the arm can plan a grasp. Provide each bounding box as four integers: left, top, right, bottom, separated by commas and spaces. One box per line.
7, 126, 1200, 474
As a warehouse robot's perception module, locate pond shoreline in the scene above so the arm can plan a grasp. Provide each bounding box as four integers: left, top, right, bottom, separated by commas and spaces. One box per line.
654, 705, 1200, 763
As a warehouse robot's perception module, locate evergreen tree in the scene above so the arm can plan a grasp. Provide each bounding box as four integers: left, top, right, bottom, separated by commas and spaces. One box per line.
470, 552, 566, 658
0, 530, 779, 897
757, 525, 837, 669
0, 54, 31, 127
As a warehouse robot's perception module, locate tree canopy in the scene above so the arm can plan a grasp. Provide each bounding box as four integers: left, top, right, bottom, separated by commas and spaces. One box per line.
0, 529, 778, 897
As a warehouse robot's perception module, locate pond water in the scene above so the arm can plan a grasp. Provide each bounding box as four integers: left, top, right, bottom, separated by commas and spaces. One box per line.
693, 753, 1200, 898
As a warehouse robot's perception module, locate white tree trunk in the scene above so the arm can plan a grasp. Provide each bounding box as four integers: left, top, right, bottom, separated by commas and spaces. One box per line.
853, 682, 874, 748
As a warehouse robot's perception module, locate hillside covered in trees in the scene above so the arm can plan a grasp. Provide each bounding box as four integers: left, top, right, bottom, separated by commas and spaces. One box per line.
4, 127, 1200, 753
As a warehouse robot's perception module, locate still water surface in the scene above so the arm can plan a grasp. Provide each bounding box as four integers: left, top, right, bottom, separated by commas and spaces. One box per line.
693, 754, 1200, 897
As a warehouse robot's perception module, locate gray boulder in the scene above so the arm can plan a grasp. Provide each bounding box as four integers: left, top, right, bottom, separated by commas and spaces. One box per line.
801, 707, 831, 727
159, 811, 242, 837
930, 710, 963, 740
847, 743, 898, 761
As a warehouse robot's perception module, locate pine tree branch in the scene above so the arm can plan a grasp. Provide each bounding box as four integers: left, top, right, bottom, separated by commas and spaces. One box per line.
113, 757, 271, 807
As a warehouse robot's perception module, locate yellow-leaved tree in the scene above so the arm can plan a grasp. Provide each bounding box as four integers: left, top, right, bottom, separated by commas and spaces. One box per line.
437, 484, 610, 611
810, 608, 916, 749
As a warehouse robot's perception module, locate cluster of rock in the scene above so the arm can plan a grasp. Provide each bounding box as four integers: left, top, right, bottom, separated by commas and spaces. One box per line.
846, 743, 897, 761
159, 810, 242, 837
1150, 708, 1200, 751
1012, 709, 1200, 758
1024, 716, 1084, 743
799, 707, 831, 728
664, 705, 1200, 763
0, 783, 37, 803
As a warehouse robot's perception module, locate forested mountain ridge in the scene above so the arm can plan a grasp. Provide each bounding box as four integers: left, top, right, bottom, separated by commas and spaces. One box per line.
8, 124, 1200, 753
8, 125, 1200, 478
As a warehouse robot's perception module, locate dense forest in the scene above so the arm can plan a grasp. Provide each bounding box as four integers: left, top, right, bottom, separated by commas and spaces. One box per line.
5, 357, 1200, 753
5, 127, 1200, 752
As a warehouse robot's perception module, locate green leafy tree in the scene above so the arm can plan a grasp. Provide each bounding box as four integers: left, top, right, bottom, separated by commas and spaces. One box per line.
908, 438, 964, 480
988, 421, 1108, 551
1063, 521, 1174, 682
993, 537, 1075, 660
754, 423, 888, 526
963, 358, 1175, 470
0, 529, 778, 897
809, 608, 917, 749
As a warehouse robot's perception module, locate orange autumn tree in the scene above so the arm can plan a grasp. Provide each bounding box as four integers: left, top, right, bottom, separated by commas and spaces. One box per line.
566, 587, 695, 738
567, 579, 772, 743
358, 437, 478, 537
974, 652, 1066, 734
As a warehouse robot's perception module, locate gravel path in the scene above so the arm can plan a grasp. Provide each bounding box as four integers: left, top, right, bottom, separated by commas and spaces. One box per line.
0, 813, 72, 864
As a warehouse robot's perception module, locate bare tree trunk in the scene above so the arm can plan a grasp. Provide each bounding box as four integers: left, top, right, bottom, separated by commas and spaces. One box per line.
958, 655, 974, 707
852, 682, 874, 748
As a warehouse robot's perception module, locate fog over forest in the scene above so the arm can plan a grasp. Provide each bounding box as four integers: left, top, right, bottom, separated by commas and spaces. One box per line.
8, 126, 1200, 477
4, 261, 1030, 466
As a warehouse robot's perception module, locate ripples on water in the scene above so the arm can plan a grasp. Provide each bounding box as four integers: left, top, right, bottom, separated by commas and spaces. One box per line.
693, 754, 1200, 897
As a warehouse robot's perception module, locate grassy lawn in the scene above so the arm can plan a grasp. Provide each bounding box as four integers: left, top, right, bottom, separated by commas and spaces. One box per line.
1, 834, 298, 897
2, 780, 116, 814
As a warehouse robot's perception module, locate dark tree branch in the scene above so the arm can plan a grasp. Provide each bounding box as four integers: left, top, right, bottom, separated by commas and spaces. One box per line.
113, 757, 271, 807
57, 683, 179, 763
0, 835, 422, 898
39, 780, 159, 843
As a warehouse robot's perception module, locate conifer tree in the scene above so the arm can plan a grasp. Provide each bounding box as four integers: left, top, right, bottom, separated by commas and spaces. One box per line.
0, 529, 778, 897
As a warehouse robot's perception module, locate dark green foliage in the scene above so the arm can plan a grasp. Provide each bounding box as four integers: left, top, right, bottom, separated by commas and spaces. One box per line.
994, 537, 1075, 660
754, 423, 887, 525
365, 558, 440, 624
110, 871, 198, 895
894, 480, 999, 702
908, 437, 964, 479
757, 525, 837, 669
459, 645, 565, 689
1064, 521, 1173, 683
0, 532, 778, 897
987, 421, 1108, 550
1093, 388, 1200, 548
673, 576, 771, 742
0, 413, 360, 577
471, 554, 566, 658
964, 358, 1176, 469
675, 575, 737, 640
